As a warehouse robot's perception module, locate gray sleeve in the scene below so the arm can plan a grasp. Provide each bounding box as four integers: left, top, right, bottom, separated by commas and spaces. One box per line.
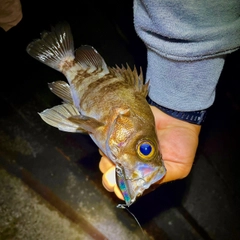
134, 0, 240, 111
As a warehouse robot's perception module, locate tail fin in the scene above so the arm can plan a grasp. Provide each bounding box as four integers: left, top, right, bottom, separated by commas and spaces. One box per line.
26, 22, 74, 71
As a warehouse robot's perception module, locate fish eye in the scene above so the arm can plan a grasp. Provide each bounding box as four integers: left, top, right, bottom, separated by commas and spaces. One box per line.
137, 141, 155, 160
140, 143, 152, 155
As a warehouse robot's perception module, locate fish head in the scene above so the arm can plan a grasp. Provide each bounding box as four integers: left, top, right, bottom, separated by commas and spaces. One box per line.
115, 136, 166, 206
107, 106, 166, 206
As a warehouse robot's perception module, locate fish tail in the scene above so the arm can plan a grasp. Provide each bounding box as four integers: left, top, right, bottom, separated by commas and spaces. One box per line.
26, 22, 74, 71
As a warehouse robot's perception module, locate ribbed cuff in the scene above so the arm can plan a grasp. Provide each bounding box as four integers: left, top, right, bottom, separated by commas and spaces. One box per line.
147, 49, 225, 111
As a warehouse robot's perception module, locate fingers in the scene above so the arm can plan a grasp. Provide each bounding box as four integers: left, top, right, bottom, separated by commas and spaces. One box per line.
102, 166, 116, 191
102, 165, 124, 200
99, 153, 124, 200
99, 155, 115, 173
159, 160, 193, 184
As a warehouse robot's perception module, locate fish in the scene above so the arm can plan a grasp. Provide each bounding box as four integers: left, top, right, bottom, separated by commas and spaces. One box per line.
26, 22, 166, 207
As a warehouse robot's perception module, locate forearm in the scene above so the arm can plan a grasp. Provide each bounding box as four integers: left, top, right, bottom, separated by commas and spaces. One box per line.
146, 52, 225, 111
134, 0, 240, 111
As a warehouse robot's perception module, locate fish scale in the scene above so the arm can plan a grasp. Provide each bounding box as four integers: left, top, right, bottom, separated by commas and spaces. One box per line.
26, 22, 166, 206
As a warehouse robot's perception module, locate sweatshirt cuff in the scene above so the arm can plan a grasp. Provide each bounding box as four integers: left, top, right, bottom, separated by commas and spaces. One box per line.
147, 49, 226, 111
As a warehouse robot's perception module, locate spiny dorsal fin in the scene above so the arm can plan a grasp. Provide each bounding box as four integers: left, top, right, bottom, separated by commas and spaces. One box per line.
48, 81, 73, 104
109, 64, 149, 97
75, 45, 109, 74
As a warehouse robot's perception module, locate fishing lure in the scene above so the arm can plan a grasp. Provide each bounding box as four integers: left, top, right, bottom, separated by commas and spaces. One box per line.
116, 164, 133, 207
116, 164, 148, 238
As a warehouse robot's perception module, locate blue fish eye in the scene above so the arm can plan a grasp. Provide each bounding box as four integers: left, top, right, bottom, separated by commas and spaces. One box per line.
140, 143, 152, 156
137, 141, 155, 159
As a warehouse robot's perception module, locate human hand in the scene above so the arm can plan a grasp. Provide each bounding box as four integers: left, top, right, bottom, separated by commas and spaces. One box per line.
99, 106, 201, 200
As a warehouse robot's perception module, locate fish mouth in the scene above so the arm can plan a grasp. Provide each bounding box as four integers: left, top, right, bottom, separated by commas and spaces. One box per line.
116, 162, 166, 207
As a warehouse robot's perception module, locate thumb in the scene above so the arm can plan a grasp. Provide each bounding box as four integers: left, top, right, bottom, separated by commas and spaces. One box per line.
102, 166, 124, 200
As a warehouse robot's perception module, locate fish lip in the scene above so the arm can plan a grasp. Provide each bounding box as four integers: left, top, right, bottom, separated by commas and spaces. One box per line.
132, 161, 166, 184
133, 164, 166, 190
120, 164, 166, 206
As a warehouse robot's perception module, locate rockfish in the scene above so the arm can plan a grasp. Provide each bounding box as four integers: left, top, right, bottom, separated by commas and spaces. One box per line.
26, 22, 166, 206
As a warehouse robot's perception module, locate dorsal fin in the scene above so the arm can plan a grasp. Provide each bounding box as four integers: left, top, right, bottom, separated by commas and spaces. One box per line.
75, 45, 109, 74
109, 64, 149, 97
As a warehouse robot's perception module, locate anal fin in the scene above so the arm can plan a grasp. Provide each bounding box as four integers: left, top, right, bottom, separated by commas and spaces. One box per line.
48, 81, 73, 104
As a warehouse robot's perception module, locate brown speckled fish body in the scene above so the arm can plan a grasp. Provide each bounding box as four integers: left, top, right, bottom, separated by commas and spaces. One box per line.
26, 22, 166, 206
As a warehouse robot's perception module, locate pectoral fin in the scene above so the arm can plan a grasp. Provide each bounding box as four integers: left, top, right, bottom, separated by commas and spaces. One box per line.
39, 103, 102, 133
68, 115, 103, 133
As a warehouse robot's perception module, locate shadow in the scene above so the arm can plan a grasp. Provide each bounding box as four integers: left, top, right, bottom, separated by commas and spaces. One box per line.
124, 178, 189, 224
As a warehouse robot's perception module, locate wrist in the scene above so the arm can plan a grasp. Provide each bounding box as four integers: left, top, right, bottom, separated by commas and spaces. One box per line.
147, 96, 207, 125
